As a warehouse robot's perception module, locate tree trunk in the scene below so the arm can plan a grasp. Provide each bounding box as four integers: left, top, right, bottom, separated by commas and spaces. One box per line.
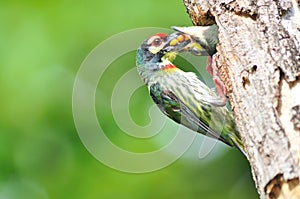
182, 0, 300, 198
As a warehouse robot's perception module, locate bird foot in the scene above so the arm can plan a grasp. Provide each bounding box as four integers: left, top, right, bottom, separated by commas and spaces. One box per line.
206, 55, 227, 104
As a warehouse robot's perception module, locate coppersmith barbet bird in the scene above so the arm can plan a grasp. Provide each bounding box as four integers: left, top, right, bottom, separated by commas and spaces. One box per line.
136, 31, 245, 155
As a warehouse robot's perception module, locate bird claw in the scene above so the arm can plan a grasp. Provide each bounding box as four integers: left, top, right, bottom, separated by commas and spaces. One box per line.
206, 56, 213, 76
206, 55, 227, 104
213, 77, 227, 105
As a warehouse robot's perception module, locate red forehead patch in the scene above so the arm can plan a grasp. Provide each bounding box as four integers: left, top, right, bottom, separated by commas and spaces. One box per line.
152, 33, 167, 39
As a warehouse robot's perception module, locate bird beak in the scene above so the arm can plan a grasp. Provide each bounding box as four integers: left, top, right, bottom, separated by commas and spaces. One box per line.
163, 31, 208, 56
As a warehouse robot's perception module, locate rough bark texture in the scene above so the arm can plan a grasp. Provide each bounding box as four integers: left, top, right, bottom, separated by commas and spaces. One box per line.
183, 0, 300, 198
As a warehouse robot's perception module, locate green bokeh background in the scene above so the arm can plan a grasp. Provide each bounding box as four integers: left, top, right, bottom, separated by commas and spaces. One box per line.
0, 0, 258, 198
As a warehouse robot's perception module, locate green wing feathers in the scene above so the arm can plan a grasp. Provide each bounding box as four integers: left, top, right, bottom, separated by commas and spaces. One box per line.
149, 82, 245, 154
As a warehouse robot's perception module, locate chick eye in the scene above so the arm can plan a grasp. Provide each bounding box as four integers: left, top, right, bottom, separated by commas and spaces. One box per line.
152, 38, 162, 47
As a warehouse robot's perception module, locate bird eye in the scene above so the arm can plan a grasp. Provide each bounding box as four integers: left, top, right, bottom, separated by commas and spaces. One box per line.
152, 38, 162, 47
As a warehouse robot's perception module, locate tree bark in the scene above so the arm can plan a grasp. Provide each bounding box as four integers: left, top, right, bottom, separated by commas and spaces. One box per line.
183, 0, 300, 198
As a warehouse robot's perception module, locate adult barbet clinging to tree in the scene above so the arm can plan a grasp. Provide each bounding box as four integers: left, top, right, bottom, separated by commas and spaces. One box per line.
136, 31, 245, 155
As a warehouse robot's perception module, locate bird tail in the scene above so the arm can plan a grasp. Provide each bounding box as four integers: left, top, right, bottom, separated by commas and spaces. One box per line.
228, 133, 247, 157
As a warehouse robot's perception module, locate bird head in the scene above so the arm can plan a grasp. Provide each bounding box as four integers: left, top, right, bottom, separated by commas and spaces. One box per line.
137, 32, 207, 65
137, 33, 170, 64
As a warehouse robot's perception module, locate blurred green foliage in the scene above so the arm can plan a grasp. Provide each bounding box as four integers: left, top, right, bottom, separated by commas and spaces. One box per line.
0, 0, 258, 198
